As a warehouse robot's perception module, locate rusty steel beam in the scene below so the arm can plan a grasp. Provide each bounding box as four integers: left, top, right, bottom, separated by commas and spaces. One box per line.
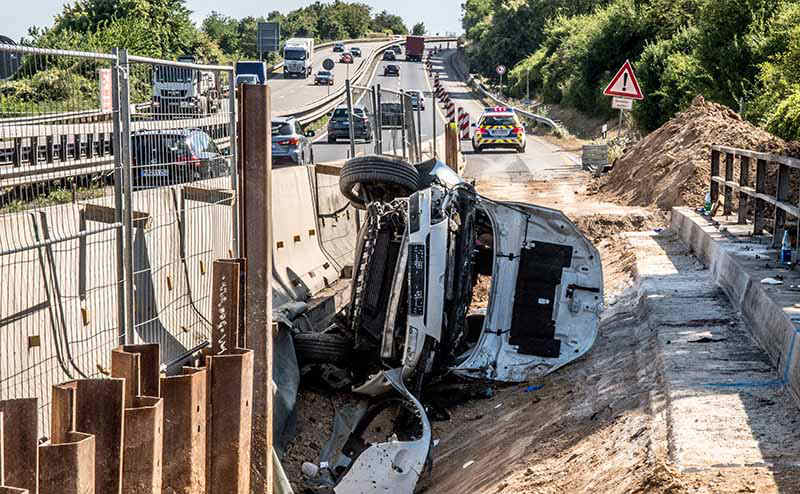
121, 397, 163, 494
111, 345, 164, 493
161, 367, 207, 494
211, 260, 242, 355
38, 431, 95, 494
41, 385, 95, 494
0, 399, 38, 493
205, 349, 254, 493
121, 344, 161, 398
238, 82, 273, 492
52, 379, 125, 494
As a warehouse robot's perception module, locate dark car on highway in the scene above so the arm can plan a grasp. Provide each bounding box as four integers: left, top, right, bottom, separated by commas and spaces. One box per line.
131, 129, 227, 188
314, 70, 334, 85
383, 64, 400, 77
391, 45, 402, 54
333, 43, 345, 52
327, 104, 373, 143
350, 47, 362, 57
382, 50, 396, 61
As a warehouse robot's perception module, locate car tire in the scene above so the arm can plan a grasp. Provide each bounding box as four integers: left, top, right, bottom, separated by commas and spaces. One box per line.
472, 142, 482, 153
517, 144, 526, 153
293, 332, 352, 365
328, 136, 336, 144
339, 155, 420, 209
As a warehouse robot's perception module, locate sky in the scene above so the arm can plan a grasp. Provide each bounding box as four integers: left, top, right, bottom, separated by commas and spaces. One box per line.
1, 0, 464, 42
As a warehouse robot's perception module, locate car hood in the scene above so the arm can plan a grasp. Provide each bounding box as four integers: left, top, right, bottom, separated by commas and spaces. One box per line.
453, 196, 604, 381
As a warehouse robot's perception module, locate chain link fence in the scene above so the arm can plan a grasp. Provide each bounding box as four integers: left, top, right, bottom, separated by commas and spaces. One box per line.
0, 44, 238, 432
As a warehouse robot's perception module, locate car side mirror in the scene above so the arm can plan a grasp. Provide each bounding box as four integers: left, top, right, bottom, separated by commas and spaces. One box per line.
305, 130, 316, 137
471, 123, 476, 127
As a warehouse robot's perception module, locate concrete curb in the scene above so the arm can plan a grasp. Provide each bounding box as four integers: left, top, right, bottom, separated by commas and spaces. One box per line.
670, 207, 800, 404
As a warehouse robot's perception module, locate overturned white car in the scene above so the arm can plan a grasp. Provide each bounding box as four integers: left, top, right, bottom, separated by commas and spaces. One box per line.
296, 155, 603, 493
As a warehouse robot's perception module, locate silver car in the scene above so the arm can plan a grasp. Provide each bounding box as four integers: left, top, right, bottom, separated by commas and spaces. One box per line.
271, 116, 315, 165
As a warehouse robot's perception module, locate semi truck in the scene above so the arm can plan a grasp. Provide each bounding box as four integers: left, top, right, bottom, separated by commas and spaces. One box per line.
405, 35, 425, 62
283, 38, 315, 78
152, 55, 220, 117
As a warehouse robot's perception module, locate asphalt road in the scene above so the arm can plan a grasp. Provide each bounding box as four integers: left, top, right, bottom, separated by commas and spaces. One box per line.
268, 40, 388, 114
429, 49, 581, 182
312, 43, 449, 164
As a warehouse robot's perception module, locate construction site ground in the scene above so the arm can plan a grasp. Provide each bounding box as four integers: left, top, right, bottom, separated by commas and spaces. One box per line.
283, 171, 800, 493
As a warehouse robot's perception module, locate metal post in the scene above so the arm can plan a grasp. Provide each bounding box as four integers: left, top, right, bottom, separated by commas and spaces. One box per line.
400, 90, 407, 160
526, 69, 530, 101
417, 100, 422, 162
376, 84, 383, 155
432, 89, 437, 159
370, 87, 379, 154
228, 68, 239, 257
618, 109, 623, 138
239, 83, 274, 491
111, 48, 126, 346
710, 149, 720, 205
345, 79, 356, 159
723, 152, 734, 216
119, 49, 135, 344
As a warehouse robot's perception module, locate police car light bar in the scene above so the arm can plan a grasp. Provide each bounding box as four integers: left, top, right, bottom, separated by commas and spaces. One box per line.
484, 106, 514, 113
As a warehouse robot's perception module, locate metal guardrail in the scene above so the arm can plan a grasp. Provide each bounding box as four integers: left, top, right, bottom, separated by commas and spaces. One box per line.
709, 145, 800, 249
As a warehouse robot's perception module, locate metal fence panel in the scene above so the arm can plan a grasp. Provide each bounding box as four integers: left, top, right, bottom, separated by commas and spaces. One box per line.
0, 45, 124, 431
0, 43, 238, 434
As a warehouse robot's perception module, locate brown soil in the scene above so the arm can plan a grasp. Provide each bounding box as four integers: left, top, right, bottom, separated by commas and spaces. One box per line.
596, 96, 800, 210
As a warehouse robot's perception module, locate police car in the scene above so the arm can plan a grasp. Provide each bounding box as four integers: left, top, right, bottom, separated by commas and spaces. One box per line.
471, 107, 526, 153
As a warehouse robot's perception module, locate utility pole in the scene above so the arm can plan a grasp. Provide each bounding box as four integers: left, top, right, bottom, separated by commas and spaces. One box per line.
432, 89, 437, 158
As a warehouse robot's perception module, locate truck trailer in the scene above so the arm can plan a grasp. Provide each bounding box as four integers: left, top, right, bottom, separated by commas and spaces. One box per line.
283, 38, 315, 78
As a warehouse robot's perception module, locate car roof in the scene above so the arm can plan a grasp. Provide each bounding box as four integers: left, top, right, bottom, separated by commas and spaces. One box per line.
480, 112, 518, 119
271, 116, 295, 124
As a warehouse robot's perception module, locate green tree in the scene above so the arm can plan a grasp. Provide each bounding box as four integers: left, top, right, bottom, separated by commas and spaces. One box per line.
412, 22, 425, 35
371, 10, 408, 35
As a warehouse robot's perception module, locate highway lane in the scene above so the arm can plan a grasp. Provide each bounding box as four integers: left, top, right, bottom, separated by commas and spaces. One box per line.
312, 42, 448, 164
269, 40, 390, 114
432, 49, 581, 181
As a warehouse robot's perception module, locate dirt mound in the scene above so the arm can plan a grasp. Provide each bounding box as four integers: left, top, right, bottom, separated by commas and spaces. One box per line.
597, 96, 798, 209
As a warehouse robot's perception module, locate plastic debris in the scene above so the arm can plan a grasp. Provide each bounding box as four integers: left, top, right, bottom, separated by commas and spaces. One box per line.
524, 384, 543, 393
761, 277, 784, 285
462, 460, 475, 469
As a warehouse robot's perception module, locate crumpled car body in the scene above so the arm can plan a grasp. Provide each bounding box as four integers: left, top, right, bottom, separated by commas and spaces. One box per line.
333, 369, 431, 494
363, 160, 603, 383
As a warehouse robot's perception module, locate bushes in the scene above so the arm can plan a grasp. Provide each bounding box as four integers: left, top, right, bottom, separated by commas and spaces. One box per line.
765, 90, 800, 140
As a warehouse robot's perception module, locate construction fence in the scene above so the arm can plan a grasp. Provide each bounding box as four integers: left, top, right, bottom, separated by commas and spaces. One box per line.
0, 43, 238, 435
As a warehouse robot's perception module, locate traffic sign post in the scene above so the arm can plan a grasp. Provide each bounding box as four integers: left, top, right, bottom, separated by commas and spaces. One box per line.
603, 60, 643, 139
257, 22, 280, 60
322, 58, 334, 95
496, 64, 506, 97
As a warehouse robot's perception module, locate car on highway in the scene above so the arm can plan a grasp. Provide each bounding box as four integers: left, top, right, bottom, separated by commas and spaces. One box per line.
406, 89, 425, 110
326, 104, 373, 143
471, 107, 527, 153
339, 52, 353, 64
350, 47, 362, 57
379, 102, 404, 127
314, 70, 334, 86
391, 45, 402, 55
382, 50, 396, 61
333, 42, 345, 52
131, 129, 228, 188
271, 117, 316, 165
383, 64, 400, 77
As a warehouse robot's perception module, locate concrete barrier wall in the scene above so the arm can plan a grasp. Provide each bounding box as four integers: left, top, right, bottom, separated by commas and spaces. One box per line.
1, 165, 358, 433
670, 207, 800, 404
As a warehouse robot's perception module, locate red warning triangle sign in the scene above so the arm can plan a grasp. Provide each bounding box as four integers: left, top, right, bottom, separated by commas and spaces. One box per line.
603, 60, 643, 100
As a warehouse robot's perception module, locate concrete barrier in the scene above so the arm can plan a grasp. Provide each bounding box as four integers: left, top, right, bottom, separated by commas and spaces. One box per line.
670, 207, 800, 404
